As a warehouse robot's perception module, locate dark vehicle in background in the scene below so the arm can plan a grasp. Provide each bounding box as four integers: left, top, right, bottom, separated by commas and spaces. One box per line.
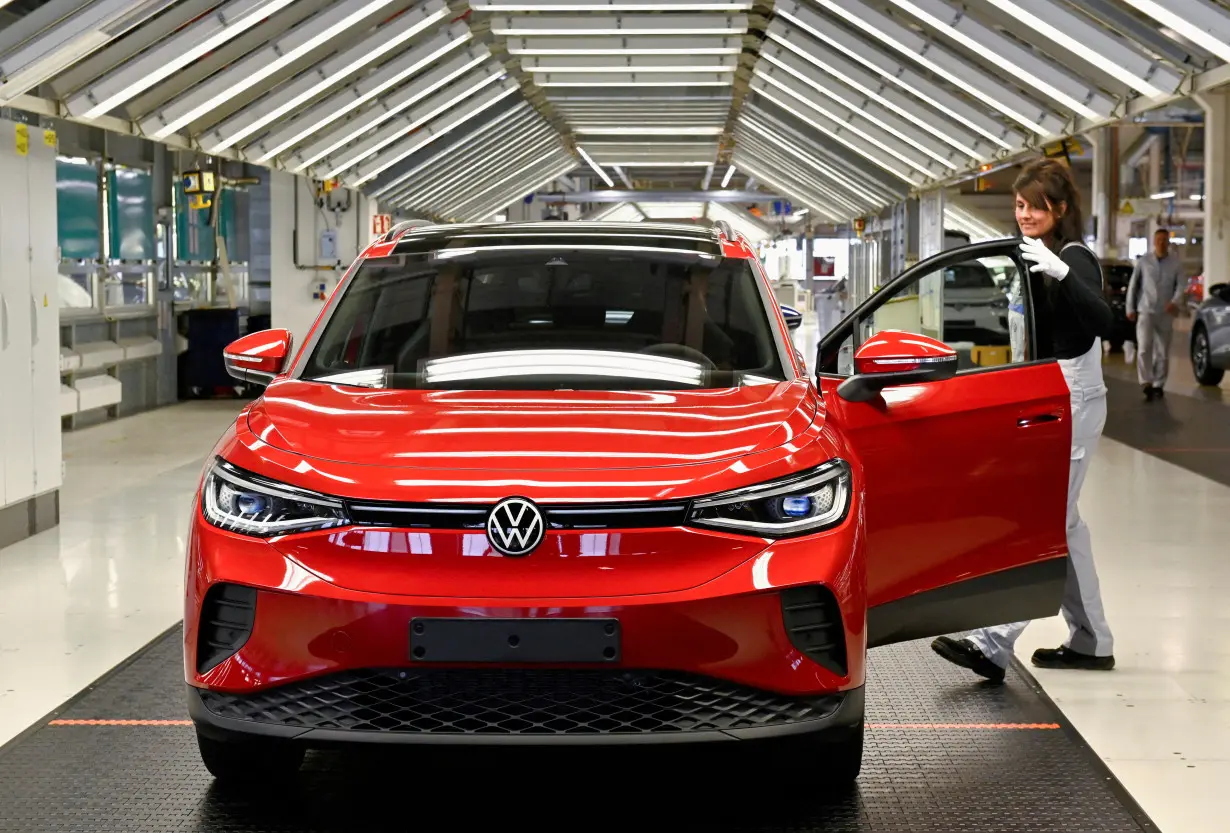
1101, 259, 1136, 353
1191, 281, 1230, 386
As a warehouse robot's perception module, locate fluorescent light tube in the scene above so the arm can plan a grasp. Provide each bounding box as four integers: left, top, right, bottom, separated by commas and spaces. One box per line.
982, 0, 1165, 98
577, 146, 615, 186
78, 0, 298, 119
150, 0, 396, 139
888, 0, 1102, 120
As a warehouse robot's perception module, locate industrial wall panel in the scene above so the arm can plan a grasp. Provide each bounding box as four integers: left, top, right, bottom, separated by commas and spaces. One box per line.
107, 165, 156, 260
29, 125, 62, 495
0, 120, 36, 508
56, 156, 101, 261
176, 181, 243, 263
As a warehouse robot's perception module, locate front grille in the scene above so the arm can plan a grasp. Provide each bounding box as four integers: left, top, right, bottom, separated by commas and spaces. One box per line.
345, 501, 690, 530
199, 669, 839, 736
196, 583, 257, 674
781, 585, 848, 677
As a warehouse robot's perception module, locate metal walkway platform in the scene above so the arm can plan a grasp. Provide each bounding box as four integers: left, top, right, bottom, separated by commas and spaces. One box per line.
0, 625, 1157, 833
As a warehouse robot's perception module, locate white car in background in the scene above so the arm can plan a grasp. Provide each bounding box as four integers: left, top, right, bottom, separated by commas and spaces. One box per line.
941, 260, 1011, 347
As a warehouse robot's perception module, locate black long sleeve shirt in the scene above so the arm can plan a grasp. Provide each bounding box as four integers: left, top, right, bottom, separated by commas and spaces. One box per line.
1031, 242, 1115, 360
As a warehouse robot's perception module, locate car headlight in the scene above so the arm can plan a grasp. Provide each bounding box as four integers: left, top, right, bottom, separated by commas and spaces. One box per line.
202, 458, 349, 537
686, 460, 850, 537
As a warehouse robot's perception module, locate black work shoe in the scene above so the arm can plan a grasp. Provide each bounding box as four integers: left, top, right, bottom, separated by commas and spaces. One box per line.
1154, 386, 1165, 398
1031, 646, 1115, 671
1143, 385, 1156, 401
931, 637, 1006, 682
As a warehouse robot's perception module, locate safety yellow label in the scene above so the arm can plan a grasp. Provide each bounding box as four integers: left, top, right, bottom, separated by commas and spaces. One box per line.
44, 129, 56, 147
16, 124, 28, 156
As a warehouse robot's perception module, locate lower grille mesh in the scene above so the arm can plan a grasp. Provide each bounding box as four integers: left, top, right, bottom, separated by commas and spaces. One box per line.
199, 669, 839, 736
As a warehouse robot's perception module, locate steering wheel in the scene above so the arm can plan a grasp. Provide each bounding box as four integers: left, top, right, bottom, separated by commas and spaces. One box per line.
637, 343, 717, 369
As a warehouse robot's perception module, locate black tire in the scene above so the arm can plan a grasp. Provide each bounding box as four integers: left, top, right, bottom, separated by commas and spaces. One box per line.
824, 722, 864, 783
196, 731, 305, 783
1192, 326, 1225, 386
775, 721, 864, 786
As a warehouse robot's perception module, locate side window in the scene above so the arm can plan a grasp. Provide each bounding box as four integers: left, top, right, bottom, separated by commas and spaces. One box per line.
821, 249, 1032, 376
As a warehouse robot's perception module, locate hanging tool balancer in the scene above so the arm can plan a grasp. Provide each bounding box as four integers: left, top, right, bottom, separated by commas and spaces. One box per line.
182, 170, 215, 210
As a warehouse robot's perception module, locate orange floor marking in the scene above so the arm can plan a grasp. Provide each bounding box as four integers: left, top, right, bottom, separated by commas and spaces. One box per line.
49, 719, 194, 726
868, 722, 1061, 730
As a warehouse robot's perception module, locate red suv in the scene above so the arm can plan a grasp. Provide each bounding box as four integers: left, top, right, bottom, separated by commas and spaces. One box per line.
186, 221, 1071, 784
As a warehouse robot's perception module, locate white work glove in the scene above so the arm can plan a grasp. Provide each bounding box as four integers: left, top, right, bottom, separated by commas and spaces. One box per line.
1019, 236, 1069, 281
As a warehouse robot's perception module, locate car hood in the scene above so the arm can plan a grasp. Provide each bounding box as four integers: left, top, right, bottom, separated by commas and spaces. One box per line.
246, 378, 819, 471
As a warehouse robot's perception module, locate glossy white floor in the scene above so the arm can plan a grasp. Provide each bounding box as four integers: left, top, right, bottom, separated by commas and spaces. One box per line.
1, 383, 1227, 831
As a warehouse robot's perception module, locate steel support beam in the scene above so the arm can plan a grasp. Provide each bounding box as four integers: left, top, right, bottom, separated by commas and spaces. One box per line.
64, 0, 299, 119
804, 0, 1066, 137
769, 3, 1026, 150
0, 0, 176, 105
887, 0, 1118, 120
537, 190, 775, 202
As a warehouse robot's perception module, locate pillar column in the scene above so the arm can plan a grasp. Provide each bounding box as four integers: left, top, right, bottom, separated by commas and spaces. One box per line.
918, 189, 945, 260
1088, 126, 1116, 259
1195, 89, 1230, 294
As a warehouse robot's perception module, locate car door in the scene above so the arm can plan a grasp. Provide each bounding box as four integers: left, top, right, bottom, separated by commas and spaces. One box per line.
816, 239, 1073, 648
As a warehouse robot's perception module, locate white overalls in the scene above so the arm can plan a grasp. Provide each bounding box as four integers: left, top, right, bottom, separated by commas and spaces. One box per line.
966, 333, 1115, 666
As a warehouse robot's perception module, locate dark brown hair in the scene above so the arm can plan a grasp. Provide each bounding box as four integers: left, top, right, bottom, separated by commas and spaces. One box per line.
1013, 157, 1084, 250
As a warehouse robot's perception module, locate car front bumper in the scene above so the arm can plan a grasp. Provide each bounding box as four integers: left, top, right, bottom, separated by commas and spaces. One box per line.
184, 503, 866, 746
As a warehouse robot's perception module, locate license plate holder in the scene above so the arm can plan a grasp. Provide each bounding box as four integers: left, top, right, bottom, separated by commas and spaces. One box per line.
409, 618, 621, 663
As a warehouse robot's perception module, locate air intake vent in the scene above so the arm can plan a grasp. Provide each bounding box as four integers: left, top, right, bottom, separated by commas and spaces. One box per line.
196, 583, 257, 674
781, 585, 847, 677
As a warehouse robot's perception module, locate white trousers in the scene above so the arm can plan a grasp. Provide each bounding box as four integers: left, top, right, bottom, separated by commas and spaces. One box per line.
1135, 312, 1173, 387
967, 340, 1114, 668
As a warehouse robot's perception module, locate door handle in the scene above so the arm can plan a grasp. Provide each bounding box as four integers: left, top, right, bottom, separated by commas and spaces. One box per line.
1017, 413, 1061, 428
30, 293, 37, 345
0, 293, 8, 350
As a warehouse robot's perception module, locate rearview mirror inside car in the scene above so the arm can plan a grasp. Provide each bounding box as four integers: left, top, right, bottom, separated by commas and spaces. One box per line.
836, 330, 958, 403
223, 329, 294, 387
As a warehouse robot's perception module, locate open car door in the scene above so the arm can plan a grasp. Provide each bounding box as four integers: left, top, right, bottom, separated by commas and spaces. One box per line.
815, 239, 1073, 648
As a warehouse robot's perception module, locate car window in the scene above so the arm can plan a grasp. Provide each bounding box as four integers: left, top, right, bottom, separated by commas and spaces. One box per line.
819, 250, 1030, 376
299, 251, 788, 390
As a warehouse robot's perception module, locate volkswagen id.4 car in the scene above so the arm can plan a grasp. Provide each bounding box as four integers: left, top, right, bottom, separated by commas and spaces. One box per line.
187, 221, 1073, 783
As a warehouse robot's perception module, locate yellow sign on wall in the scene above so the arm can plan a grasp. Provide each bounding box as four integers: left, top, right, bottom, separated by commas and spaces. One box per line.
15, 123, 28, 156
44, 129, 56, 148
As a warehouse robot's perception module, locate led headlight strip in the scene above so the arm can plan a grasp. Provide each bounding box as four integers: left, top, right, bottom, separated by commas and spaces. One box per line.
687, 460, 850, 537
202, 459, 348, 537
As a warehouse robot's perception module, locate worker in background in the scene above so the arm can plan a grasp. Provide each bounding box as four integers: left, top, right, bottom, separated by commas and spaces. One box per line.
1126, 228, 1184, 401
932, 157, 1116, 681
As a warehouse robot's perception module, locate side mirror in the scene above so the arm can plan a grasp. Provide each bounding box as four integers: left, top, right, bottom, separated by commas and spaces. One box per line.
223, 328, 293, 387
1210, 283, 1230, 302
780, 304, 803, 330
836, 330, 958, 403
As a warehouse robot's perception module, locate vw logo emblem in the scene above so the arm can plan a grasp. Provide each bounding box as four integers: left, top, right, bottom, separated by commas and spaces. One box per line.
485, 497, 545, 557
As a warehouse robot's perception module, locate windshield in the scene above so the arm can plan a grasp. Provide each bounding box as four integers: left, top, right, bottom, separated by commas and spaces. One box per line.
299, 250, 787, 390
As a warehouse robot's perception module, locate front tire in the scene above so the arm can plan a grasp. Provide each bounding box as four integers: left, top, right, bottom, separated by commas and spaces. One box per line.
196, 731, 305, 783
1192, 326, 1225, 386
824, 722, 864, 783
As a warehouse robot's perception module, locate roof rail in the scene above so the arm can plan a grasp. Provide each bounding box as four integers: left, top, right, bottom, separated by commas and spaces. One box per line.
712, 219, 735, 240
380, 218, 434, 244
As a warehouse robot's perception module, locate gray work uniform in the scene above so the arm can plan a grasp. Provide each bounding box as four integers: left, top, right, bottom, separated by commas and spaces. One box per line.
967, 333, 1114, 665
1126, 251, 1184, 387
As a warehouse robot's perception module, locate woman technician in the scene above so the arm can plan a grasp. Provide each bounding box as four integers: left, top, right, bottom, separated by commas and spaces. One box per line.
932, 157, 1117, 681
